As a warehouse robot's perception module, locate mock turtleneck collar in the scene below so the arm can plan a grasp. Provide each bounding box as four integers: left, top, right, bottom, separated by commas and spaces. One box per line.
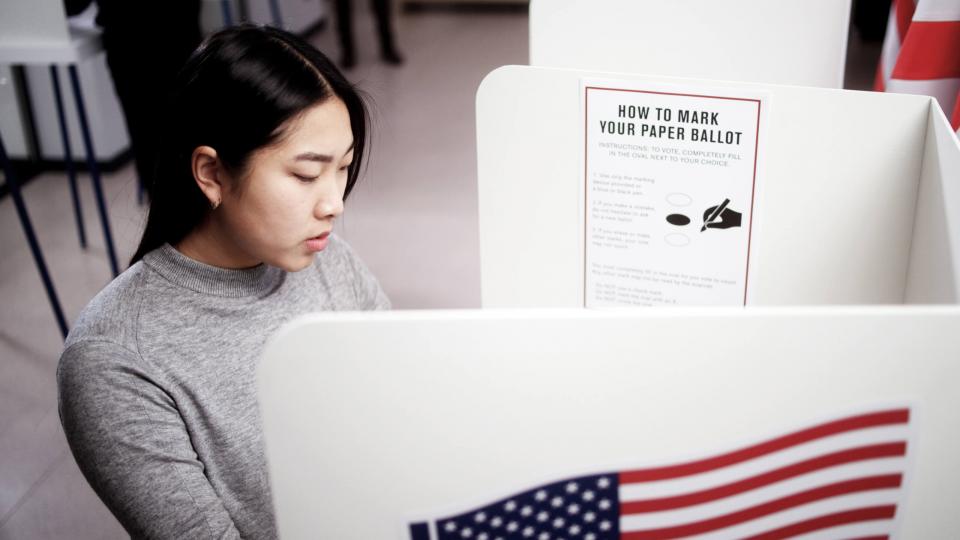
142, 243, 284, 298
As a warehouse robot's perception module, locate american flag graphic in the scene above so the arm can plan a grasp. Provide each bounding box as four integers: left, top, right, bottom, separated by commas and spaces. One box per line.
409, 408, 912, 540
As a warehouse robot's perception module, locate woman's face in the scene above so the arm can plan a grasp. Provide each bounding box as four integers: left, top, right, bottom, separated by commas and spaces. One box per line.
216, 98, 354, 271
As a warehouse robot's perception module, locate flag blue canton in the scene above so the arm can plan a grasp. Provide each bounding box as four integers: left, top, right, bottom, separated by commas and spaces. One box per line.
424, 473, 620, 540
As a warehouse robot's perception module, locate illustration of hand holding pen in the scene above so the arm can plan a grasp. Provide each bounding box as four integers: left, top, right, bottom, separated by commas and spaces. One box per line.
701, 198, 742, 231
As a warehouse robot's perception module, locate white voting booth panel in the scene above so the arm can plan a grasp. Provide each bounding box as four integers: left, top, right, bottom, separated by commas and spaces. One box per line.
905, 104, 960, 303
259, 308, 960, 538
529, 0, 851, 88
477, 66, 960, 308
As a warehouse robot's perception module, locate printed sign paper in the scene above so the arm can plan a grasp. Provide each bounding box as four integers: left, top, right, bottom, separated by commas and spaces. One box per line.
582, 80, 768, 306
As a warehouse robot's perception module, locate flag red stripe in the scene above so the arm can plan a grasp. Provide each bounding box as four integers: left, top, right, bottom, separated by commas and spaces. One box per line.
874, 60, 887, 92
620, 409, 909, 482
742, 507, 897, 540
891, 22, 960, 80
620, 442, 906, 514
620, 475, 901, 539
952, 89, 960, 130
895, 0, 916, 42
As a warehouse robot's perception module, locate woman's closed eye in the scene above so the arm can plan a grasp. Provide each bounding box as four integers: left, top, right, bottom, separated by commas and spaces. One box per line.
293, 172, 320, 182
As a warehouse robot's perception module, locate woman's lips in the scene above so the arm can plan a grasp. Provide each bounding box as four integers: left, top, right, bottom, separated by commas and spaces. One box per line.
305, 232, 330, 252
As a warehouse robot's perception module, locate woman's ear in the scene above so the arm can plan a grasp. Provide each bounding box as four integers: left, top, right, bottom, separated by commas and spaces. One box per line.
191, 146, 225, 208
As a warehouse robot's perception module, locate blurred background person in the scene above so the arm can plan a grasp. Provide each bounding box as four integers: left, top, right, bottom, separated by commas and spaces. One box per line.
64, 0, 203, 200
334, 0, 404, 69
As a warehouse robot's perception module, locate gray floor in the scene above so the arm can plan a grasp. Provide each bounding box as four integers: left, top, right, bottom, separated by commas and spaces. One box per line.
0, 7, 879, 538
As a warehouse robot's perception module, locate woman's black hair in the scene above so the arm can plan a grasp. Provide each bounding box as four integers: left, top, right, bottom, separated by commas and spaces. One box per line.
130, 24, 369, 264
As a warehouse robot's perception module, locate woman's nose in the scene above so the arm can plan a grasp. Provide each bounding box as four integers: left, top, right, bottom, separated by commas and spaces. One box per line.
314, 184, 344, 219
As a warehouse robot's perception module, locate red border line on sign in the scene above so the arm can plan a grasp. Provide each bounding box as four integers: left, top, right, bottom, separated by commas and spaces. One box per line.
744, 100, 761, 305
583, 86, 763, 307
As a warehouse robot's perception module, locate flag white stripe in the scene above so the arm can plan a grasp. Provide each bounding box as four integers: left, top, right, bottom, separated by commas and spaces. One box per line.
913, 0, 960, 21
621, 490, 901, 538
792, 520, 895, 539
881, 5, 903, 85
618, 458, 905, 530
619, 425, 909, 500
887, 77, 960, 113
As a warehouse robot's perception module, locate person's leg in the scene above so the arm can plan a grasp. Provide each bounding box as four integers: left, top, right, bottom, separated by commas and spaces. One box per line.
104, 51, 153, 198
371, 0, 402, 64
104, 30, 200, 200
335, 0, 357, 68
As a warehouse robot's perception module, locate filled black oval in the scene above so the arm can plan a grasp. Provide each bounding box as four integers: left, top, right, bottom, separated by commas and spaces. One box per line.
666, 213, 691, 226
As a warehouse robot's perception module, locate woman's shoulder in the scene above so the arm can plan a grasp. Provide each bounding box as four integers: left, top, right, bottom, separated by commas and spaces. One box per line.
310, 234, 390, 310
65, 261, 152, 353
58, 261, 162, 400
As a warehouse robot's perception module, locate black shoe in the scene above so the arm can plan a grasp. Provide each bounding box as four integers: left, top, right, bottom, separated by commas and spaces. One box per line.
381, 47, 403, 66
340, 50, 356, 70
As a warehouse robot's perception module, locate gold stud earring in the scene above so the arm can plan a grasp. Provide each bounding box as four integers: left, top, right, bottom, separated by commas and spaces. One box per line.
211, 198, 221, 210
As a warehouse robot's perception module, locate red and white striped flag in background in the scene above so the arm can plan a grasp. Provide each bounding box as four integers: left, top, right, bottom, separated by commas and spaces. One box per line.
875, 0, 960, 134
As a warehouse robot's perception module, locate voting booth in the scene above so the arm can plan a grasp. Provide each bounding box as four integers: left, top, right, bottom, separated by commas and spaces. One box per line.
529, 0, 852, 88
477, 65, 960, 308
257, 38, 960, 540
259, 307, 960, 538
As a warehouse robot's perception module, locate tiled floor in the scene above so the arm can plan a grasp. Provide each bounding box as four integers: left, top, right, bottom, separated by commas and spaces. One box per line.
0, 6, 880, 538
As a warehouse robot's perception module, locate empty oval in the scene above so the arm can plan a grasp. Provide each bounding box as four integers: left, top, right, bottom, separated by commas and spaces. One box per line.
666, 213, 690, 226
666, 192, 693, 207
665, 233, 691, 247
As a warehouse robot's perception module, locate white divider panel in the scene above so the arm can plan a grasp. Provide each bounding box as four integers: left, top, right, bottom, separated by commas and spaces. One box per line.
904, 104, 960, 303
259, 307, 960, 538
530, 0, 851, 88
476, 65, 943, 307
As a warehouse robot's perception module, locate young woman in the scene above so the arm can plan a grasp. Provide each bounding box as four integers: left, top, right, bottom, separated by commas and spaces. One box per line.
57, 25, 388, 539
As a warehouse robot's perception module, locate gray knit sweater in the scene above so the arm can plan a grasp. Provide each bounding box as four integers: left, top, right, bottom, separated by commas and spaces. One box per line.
58, 235, 389, 539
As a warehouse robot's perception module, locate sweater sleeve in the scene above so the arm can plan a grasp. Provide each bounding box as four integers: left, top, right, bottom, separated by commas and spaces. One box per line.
58, 340, 243, 540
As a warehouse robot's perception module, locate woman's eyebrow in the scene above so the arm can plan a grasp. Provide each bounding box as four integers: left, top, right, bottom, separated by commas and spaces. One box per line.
294, 152, 333, 163
293, 143, 355, 163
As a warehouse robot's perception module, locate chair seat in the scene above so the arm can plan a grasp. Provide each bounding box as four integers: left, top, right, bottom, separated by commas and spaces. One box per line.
0, 25, 102, 65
